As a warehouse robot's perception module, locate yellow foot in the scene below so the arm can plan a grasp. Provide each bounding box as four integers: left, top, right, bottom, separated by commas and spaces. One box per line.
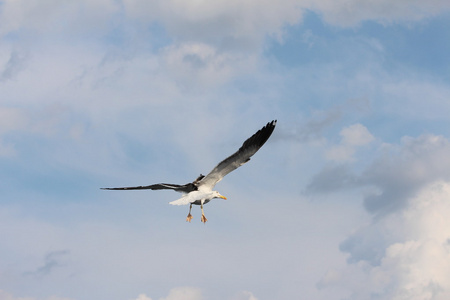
201, 214, 208, 223
186, 213, 193, 222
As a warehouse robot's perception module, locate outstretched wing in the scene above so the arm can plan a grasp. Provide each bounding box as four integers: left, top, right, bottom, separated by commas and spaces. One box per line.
198, 120, 276, 190
101, 183, 197, 193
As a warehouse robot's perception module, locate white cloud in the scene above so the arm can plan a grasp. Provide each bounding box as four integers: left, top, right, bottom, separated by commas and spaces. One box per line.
159, 287, 203, 300
133, 294, 152, 300
323, 181, 450, 299
326, 123, 374, 161
229, 291, 259, 300
317, 134, 450, 299
306, 0, 450, 26
340, 124, 374, 146
123, 0, 303, 49
0, 0, 119, 37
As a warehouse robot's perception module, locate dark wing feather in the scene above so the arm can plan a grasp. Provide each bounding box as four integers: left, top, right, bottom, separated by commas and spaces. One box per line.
101, 183, 197, 193
198, 120, 276, 190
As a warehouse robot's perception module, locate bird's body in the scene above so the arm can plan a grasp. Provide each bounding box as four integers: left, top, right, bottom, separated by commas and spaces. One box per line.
102, 120, 277, 222
169, 190, 221, 206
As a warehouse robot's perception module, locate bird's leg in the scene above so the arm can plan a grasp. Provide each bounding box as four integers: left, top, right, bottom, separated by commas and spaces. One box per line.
186, 204, 193, 222
200, 201, 207, 223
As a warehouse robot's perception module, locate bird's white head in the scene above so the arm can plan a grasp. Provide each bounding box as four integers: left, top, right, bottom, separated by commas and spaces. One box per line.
213, 191, 227, 200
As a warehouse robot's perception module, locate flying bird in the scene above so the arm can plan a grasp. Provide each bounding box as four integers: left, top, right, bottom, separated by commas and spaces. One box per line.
101, 120, 277, 223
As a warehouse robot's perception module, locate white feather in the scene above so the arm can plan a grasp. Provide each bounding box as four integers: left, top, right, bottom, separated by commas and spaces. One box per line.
169, 191, 213, 206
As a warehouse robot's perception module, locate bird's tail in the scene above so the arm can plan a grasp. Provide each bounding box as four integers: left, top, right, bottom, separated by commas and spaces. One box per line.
169, 196, 191, 206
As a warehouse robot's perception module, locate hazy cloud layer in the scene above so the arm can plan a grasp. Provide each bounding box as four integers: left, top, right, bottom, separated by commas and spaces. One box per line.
2, 0, 449, 46
0, 290, 73, 300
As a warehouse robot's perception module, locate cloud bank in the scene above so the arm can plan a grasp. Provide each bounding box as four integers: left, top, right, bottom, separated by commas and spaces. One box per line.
326, 181, 450, 300
313, 133, 450, 299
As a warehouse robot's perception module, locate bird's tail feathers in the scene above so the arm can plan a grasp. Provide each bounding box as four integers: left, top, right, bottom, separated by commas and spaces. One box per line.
169, 196, 191, 206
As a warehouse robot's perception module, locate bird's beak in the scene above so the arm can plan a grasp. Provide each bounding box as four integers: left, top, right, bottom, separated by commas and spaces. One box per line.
220, 195, 227, 200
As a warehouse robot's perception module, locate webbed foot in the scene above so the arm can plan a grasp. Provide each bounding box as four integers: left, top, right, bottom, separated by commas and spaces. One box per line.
201, 214, 208, 223
186, 213, 193, 222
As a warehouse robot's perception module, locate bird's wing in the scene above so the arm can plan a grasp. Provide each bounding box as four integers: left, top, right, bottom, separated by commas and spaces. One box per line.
101, 183, 196, 193
198, 120, 276, 190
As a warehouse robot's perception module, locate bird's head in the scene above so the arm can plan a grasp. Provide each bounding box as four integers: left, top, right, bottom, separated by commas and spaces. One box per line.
213, 191, 227, 200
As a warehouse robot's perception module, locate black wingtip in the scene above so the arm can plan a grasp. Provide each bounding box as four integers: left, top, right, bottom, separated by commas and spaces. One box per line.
264, 120, 277, 134
264, 120, 277, 130
239, 120, 277, 152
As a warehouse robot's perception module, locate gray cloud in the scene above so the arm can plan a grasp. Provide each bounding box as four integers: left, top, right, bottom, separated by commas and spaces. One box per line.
1, 50, 28, 82
360, 135, 450, 216
308, 134, 450, 217
306, 164, 358, 194
24, 250, 70, 278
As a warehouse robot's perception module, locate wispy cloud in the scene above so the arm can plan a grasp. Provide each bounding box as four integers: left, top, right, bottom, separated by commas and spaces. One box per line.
276, 98, 371, 144
23, 250, 70, 278
0, 49, 28, 82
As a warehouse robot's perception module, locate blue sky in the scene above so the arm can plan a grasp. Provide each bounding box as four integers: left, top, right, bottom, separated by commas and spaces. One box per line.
1, 1, 450, 300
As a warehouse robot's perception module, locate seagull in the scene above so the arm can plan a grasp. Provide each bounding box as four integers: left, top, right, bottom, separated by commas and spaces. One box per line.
101, 120, 277, 223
